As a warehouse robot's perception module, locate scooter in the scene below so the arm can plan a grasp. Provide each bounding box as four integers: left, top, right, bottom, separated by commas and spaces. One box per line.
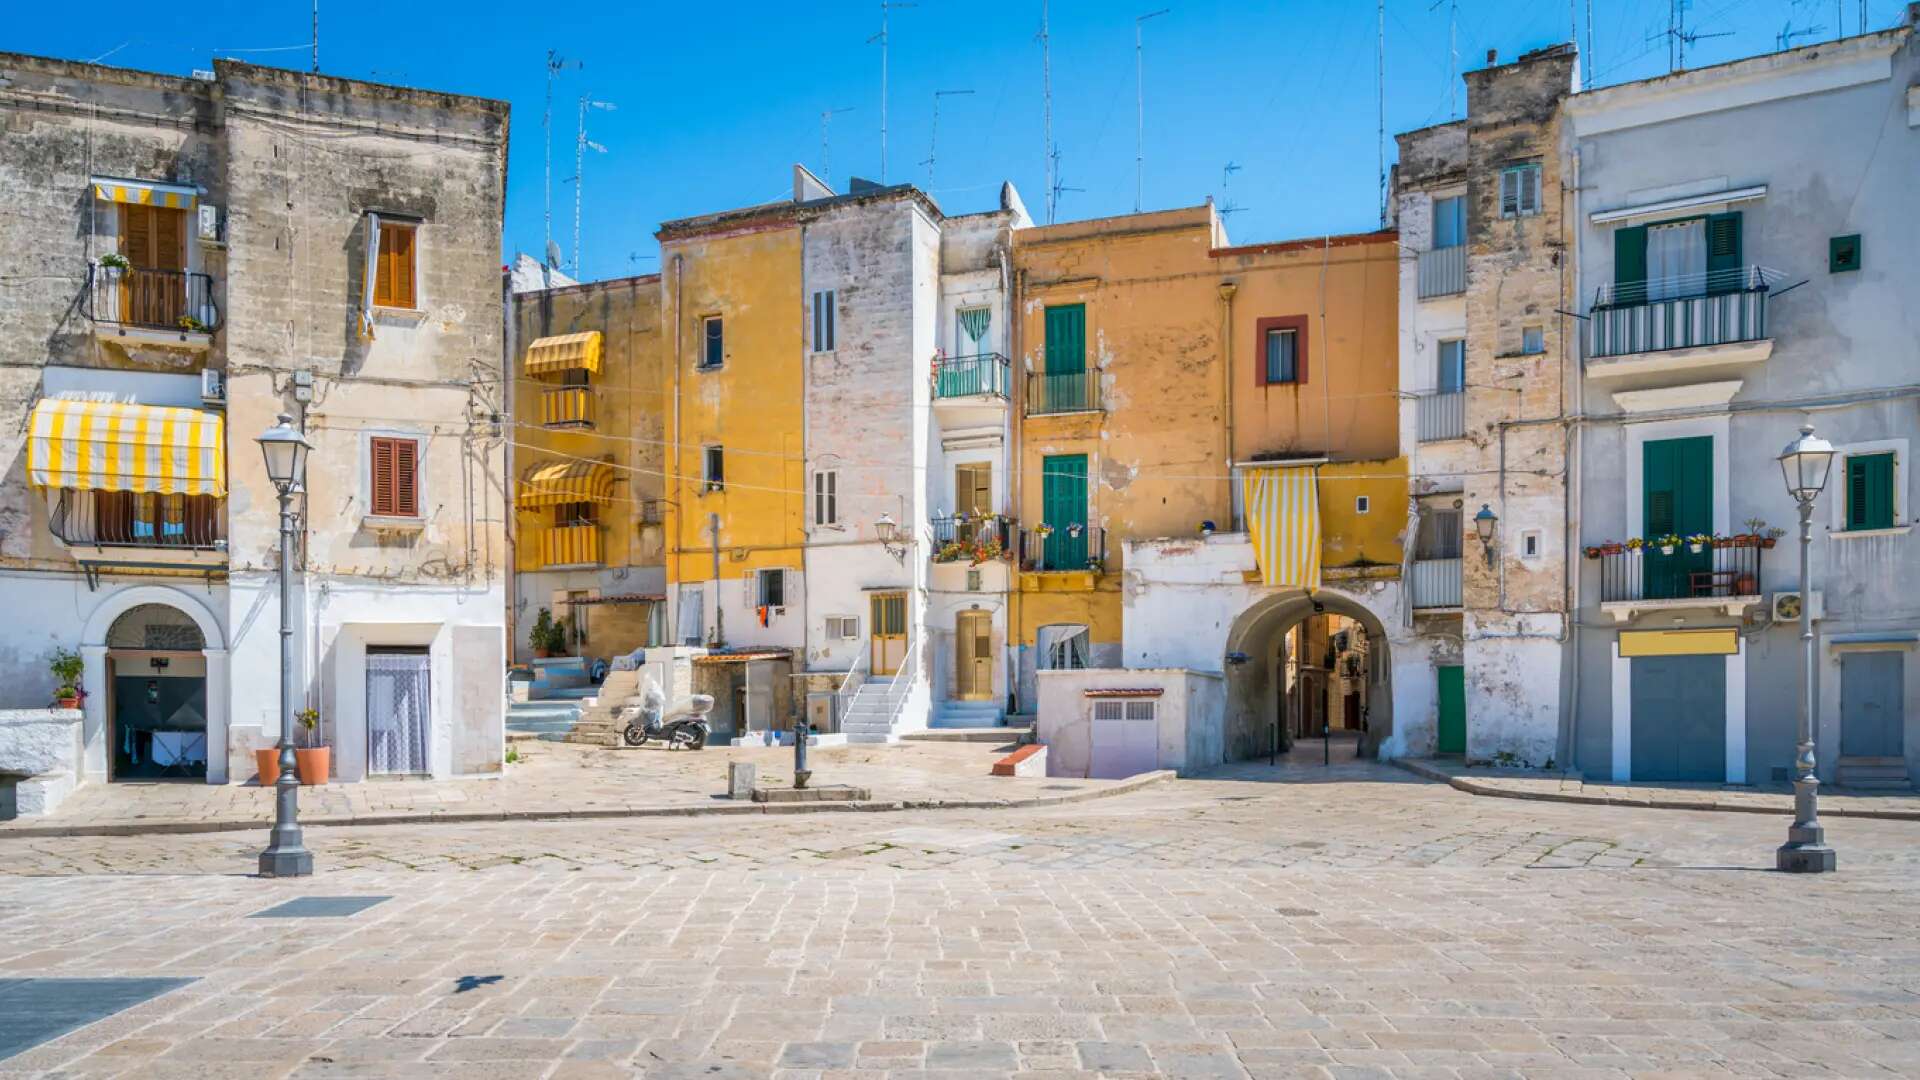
620, 681, 714, 750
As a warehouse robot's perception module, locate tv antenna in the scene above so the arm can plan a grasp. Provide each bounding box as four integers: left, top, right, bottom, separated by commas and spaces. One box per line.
1219, 162, 1246, 221
312, 1, 320, 72
1431, 0, 1459, 117
923, 89, 974, 192
819, 106, 858, 186
1040, 0, 1055, 224
1650, 1, 1732, 73
868, 1, 917, 184
1376, 0, 1387, 226
567, 95, 615, 279
542, 50, 582, 262
1777, 20, 1826, 50
1134, 8, 1170, 213
1050, 148, 1083, 217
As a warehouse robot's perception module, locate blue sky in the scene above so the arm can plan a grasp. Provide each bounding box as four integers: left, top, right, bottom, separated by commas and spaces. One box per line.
11, 1, 1897, 280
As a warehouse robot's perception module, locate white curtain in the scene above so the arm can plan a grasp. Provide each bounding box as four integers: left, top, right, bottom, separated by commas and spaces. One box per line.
677, 585, 704, 645
358, 212, 381, 340
1038, 624, 1090, 670
1646, 220, 1705, 301
367, 651, 430, 774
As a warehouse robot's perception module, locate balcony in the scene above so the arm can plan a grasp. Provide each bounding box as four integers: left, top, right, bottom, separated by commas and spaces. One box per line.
1409, 558, 1462, 610
1025, 370, 1100, 417
539, 386, 596, 428
930, 514, 1015, 562
1586, 266, 1778, 380
1018, 524, 1105, 572
1417, 245, 1466, 299
85, 264, 220, 346
934, 354, 1010, 399
521, 523, 602, 570
51, 489, 226, 573
1594, 541, 1765, 623
1415, 390, 1465, 442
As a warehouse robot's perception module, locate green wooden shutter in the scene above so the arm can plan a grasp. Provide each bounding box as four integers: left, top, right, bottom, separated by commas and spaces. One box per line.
1706, 211, 1743, 294
1847, 453, 1895, 530
1044, 304, 1085, 374
1613, 225, 1647, 306
1643, 436, 1713, 599
1041, 454, 1089, 569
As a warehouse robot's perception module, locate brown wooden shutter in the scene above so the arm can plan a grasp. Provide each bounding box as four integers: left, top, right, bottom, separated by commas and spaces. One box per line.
370, 437, 398, 516
122, 205, 152, 265
375, 223, 416, 308
393, 438, 418, 516
153, 208, 184, 271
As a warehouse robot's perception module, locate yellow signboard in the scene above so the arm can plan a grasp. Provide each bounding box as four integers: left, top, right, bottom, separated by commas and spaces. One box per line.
1618, 629, 1739, 657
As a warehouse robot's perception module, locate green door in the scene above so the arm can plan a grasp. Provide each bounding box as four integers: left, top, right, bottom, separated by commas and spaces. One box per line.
1643, 436, 1713, 600
1630, 655, 1725, 782
1041, 453, 1088, 569
1043, 304, 1087, 412
1436, 665, 1466, 755
1840, 651, 1905, 758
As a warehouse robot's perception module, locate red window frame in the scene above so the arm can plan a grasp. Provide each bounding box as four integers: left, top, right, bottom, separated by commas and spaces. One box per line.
1254, 315, 1310, 386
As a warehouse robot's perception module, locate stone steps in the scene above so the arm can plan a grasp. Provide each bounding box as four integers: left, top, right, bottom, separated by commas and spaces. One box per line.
1836, 756, 1912, 790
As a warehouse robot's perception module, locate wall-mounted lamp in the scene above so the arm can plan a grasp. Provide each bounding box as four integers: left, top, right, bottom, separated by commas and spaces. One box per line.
1224, 651, 1250, 666
874, 512, 908, 561
1473, 503, 1499, 567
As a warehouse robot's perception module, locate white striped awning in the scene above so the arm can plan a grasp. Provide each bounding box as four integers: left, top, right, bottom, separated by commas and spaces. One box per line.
27, 399, 226, 497
1242, 465, 1321, 589
90, 176, 200, 209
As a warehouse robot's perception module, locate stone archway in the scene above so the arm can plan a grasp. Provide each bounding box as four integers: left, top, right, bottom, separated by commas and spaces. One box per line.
1221, 590, 1395, 761
77, 585, 230, 784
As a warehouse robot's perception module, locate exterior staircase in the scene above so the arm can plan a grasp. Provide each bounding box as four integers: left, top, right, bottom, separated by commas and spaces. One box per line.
931, 700, 1004, 729
838, 638, 925, 743
505, 701, 581, 741
1835, 756, 1913, 791
562, 668, 641, 748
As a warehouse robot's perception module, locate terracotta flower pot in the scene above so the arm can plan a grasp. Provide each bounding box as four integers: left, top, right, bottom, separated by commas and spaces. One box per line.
295, 746, 331, 786
255, 748, 283, 787
55, 695, 80, 709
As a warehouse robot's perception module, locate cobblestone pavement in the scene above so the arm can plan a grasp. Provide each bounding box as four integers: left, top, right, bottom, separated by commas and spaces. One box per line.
0, 740, 1115, 836
2, 758, 1918, 1077
1397, 757, 1920, 820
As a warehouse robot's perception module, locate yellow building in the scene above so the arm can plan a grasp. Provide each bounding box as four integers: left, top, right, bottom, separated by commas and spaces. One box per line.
510, 274, 667, 659
655, 204, 808, 653
1010, 204, 1406, 705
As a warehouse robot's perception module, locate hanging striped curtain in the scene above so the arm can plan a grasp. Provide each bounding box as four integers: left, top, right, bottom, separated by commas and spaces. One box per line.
958, 307, 991, 352
1242, 466, 1321, 589
367, 651, 430, 774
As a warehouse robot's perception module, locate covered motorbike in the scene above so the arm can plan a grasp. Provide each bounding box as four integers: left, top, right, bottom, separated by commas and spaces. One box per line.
618, 675, 714, 750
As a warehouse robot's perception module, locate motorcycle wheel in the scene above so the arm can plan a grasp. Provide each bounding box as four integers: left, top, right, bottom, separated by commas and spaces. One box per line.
622, 725, 648, 747
688, 727, 708, 751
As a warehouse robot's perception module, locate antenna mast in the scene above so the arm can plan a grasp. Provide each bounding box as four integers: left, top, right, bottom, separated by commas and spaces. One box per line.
542, 50, 580, 266
1134, 9, 1170, 214
820, 106, 857, 186
1432, 0, 1458, 118
1586, 0, 1595, 89
869, 1, 917, 184
312, 1, 319, 72
1376, 0, 1386, 227
924, 89, 974, 191
571, 96, 614, 279
1041, 0, 1055, 224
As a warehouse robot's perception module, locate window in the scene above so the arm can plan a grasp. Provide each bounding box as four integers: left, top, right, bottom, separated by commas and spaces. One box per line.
1521, 326, 1545, 355
1520, 529, 1542, 560
374, 222, 417, 309
956, 306, 991, 354
1612, 212, 1743, 303
369, 436, 420, 517
1041, 624, 1090, 670
812, 290, 836, 351
1415, 505, 1463, 560
757, 568, 786, 609
699, 316, 724, 369
1255, 316, 1309, 386
1830, 234, 1862, 274
677, 584, 705, 645
1437, 339, 1465, 393
965, 569, 982, 592
1355, 496, 1371, 514
1044, 304, 1086, 373
813, 470, 838, 525
93, 491, 219, 546
825, 615, 859, 640
1499, 163, 1541, 218
1845, 452, 1896, 531
1432, 194, 1465, 249
703, 445, 725, 492
553, 501, 597, 528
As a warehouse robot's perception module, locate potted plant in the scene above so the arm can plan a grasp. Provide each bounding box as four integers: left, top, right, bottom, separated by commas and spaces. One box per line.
98, 251, 130, 272
1762, 526, 1785, 549
1583, 545, 1602, 560
1686, 533, 1712, 554
530, 607, 563, 658
1067, 522, 1085, 538
49, 648, 83, 709
294, 707, 330, 786
1599, 541, 1624, 556
1656, 534, 1681, 556
1623, 537, 1645, 552
256, 743, 283, 787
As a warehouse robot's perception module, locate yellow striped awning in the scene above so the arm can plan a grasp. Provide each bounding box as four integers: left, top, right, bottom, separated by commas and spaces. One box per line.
90, 176, 199, 209
27, 399, 225, 497
1243, 465, 1321, 589
524, 331, 603, 376
518, 460, 615, 507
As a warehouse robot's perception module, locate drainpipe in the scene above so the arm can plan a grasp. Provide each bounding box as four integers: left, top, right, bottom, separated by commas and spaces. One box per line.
670, 254, 684, 641
709, 511, 724, 647
1218, 281, 1238, 517
994, 239, 1016, 713
1011, 262, 1027, 713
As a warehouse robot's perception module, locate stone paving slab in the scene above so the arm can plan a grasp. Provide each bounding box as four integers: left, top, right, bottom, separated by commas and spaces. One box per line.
0, 741, 1169, 839
1395, 756, 1920, 820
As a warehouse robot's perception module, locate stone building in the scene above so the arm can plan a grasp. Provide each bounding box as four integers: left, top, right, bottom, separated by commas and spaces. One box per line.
1391, 45, 1578, 768
0, 53, 509, 789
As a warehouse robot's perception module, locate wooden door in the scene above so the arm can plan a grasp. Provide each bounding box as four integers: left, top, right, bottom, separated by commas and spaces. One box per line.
869, 592, 906, 676
955, 610, 993, 701
956, 463, 991, 541
1642, 436, 1712, 600
120, 204, 187, 327
1041, 454, 1088, 569
1436, 665, 1466, 754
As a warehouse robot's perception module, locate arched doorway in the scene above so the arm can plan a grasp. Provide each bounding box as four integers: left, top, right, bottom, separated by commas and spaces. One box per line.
1222, 591, 1395, 762
104, 603, 209, 781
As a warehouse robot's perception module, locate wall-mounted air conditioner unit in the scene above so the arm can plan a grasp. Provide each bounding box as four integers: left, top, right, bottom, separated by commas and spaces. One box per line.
199, 368, 226, 406
1772, 591, 1824, 623
196, 203, 223, 243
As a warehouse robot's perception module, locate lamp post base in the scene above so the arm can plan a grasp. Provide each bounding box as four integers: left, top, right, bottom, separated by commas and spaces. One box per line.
1776, 841, 1836, 874
259, 847, 314, 877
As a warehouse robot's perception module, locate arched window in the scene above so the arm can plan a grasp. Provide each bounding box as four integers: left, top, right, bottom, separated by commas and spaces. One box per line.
106, 603, 206, 651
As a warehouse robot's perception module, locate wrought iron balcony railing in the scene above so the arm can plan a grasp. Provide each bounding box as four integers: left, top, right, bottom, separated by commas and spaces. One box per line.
930, 514, 1015, 561
539, 386, 596, 427
51, 489, 225, 550
1025, 370, 1101, 416
1018, 524, 1105, 572
1595, 542, 1764, 604
1588, 265, 1780, 359
933, 353, 1010, 399
86, 264, 222, 334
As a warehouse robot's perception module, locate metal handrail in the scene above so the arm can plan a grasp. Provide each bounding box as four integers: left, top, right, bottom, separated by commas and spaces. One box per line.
1025, 370, 1100, 415
932, 353, 1010, 398
1018, 525, 1106, 571
85, 263, 222, 333
833, 641, 870, 728
1592, 264, 1783, 308
930, 514, 1015, 555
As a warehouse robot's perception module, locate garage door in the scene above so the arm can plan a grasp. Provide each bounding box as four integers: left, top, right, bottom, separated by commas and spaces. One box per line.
1630, 655, 1725, 782
1090, 699, 1159, 778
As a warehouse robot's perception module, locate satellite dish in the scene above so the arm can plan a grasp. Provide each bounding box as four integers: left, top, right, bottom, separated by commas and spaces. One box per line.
545, 240, 564, 269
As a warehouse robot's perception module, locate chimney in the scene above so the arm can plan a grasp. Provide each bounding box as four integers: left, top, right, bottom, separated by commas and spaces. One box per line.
1486, 48, 1498, 64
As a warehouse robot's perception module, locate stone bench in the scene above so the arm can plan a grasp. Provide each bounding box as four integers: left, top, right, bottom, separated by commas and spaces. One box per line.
0, 709, 85, 819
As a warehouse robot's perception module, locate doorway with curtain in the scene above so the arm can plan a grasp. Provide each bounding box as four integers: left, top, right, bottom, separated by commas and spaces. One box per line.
367, 648, 431, 776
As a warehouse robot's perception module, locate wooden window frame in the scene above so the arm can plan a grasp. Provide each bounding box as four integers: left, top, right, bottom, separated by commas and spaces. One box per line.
812, 290, 836, 352
1254, 316, 1309, 386
374, 221, 418, 310
1500, 163, 1542, 218
369, 436, 421, 518
699, 316, 725, 370
813, 469, 838, 526
757, 568, 787, 609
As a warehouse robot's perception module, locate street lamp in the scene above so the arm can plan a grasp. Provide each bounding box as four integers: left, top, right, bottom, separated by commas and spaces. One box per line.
257, 413, 314, 878
1776, 423, 1837, 874
874, 511, 907, 560
1472, 503, 1498, 568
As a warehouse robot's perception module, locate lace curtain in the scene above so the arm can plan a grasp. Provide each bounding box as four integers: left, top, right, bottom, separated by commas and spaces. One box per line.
367, 651, 430, 774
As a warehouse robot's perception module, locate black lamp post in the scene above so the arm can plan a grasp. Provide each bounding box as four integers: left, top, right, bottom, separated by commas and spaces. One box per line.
257, 413, 314, 878
1776, 423, 1837, 874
